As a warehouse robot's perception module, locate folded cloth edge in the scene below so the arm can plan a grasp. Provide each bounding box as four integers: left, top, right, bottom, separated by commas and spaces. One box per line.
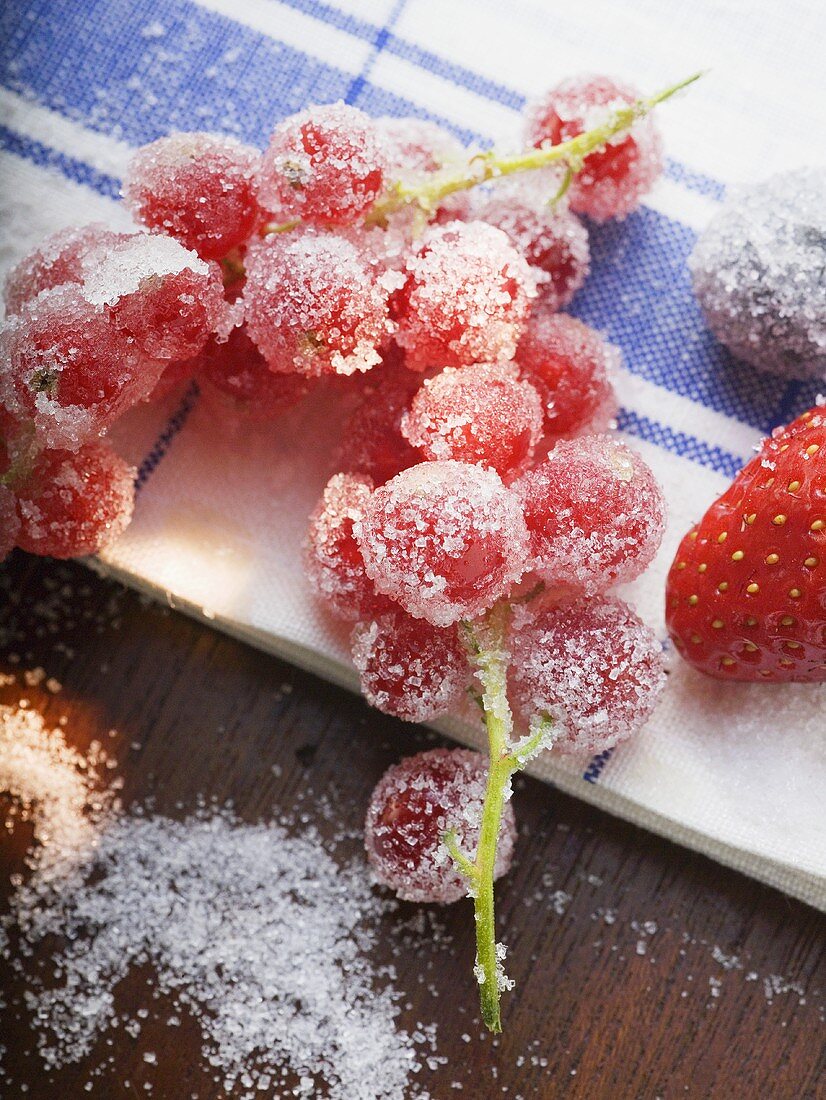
86, 556, 826, 914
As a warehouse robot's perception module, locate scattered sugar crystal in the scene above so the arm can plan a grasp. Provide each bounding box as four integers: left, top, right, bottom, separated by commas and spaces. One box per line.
551, 890, 571, 915
1, 706, 430, 1098
356, 460, 530, 627
518, 435, 666, 593
509, 595, 666, 754
690, 167, 826, 380
394, 221, 536, 372
350, 608, 470, 722
365, 748, 515, 904
0, 704, 115, 881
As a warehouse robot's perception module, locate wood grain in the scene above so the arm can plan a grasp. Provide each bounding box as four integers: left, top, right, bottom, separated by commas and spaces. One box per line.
1, 552, 824, 1100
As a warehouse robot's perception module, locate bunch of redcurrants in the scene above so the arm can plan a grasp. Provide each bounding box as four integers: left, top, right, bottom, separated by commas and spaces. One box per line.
2, 75, 672, 922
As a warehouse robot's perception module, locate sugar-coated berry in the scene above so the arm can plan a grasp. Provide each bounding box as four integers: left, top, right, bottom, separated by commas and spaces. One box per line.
365, 748, 516, 903
305, 473, 395, 620
509, 596, 665, 754
515, 310, 618, 437
356, 460, 530, 627
0, 485, 21, 561
0, 287, 165, 451
2, 224, 127, 316
374, 116, 464, 177
258, 102, 387, 226
200, 327, 309, 422
124, 132, 262, 260
401, 362, 543, 480
351, 609, 469, 722
243, 231, 394, 377
690, 167, 826, 380
525, 75, 663, 222
441, 181, 590, 312
518, 436, 666, 593
392, 221, 536, 372
334, 359, 422, 484
14, 442, 135, 558
80, 233, 227, 361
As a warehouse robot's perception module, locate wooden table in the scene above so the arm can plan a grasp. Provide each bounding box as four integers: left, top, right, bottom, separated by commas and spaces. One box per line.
1, 552, 824, 1099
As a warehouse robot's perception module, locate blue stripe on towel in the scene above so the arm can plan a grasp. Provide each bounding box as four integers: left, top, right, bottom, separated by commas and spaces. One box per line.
616, 410, 744, 480
134, 381, 201, 492
0, 125, 121, 199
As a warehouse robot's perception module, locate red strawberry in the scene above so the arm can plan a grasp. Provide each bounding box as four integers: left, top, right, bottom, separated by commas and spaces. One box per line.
665, 405, 825, 681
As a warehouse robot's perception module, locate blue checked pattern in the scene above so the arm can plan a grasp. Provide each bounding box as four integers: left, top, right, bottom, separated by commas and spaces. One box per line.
0, 0, 821, 487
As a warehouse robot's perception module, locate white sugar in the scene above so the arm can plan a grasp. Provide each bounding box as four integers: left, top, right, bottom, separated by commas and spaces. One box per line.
81, 234, 208, 308
1, 706, 431, 1098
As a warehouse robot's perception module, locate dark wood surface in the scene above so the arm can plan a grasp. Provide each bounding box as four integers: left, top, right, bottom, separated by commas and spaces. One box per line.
1, 552, 824, 1100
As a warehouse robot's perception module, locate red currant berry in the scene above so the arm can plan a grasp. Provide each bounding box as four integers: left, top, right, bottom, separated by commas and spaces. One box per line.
259, 102, 387, 227
124, 132, 262, 260
0, 287, 165, 451
243, 231, 393, 377
334, 358, 422, 485
510, 596, 665, 754
200, 327, 309, 422
356, 460, 529, 626
401, 361, 543, 480
525, 75, 663, 222
374, 116, 463, 177
440, 180, 590, 312
515, 310, 618, 438
517, 436, 666, 593
305, 472, 395, 621
81, 234, 227, 361
392, 221, 536, 371
351, 608, 469, 722
14, 442, 135, 558
3, 224, 128, 316
365, 748, 516, 903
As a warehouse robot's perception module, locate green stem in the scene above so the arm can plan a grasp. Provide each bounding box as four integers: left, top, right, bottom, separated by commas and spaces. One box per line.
368, 71, 704, 224
261, 71, 704, 238
443, 829, 479, 885
260, 216, 303, 236
453, 605, 556, 1032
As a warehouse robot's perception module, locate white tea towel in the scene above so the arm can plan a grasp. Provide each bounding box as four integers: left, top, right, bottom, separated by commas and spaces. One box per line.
1, 0, 824, 909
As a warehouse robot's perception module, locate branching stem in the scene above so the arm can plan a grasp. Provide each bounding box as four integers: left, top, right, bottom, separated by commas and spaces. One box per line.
263, 71, 704, 237
451, 604, 556, 1032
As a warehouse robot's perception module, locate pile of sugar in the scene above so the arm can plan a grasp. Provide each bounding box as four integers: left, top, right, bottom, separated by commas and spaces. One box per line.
0, 705, 430, 1099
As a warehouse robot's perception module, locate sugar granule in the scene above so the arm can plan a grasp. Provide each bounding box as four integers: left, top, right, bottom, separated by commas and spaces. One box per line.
0, 706, 431, 1098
